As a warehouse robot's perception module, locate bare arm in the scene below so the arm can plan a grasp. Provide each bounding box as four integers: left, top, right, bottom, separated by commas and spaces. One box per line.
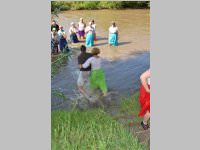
82, 57, 92, 68
140, 69, 150, 93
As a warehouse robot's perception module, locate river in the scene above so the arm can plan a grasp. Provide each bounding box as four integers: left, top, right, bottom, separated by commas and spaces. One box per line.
51, 9, 150, 109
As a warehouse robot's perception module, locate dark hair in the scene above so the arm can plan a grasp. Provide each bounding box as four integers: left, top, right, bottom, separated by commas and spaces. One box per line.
80, 45, 86, 52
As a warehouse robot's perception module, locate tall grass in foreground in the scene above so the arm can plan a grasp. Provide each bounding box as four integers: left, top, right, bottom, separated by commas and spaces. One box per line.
120, 91, 143, 123
52, 109, 147, 150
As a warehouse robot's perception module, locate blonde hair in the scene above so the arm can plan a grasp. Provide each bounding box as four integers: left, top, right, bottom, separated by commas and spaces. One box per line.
91, 47, 100, 55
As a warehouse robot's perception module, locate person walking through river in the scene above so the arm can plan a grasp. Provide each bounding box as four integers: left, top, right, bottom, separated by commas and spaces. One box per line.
80, 47, 108, 97
69, 22, 79, 43
108, 21, 118, 46
77, 45, 93, 95
138, 69, 150, 130
85, 22, 95, 47
78, 18, 86, 40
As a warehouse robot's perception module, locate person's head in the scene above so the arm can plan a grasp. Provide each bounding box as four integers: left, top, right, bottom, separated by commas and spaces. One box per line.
112, 21, 116, 27
80, 18, 83, 23
59, 25, 63, 30
80, 45, 86, 53
52, 28, 56, 33
88, 21, 92, 26
52, 20, 56, 25
71, 22, 75, 27
91, 19, 95, 24
91, 47, 100, 56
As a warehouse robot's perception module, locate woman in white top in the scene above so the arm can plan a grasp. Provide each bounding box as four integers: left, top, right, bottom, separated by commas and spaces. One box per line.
80, 47, 108, 96
91, 19, 97, 41
138, 69, 150, 130
108, 21, 118, 46
78, 18, 86, 40
69, 22, 79, 43
57, 26, 69, 52
85, 22, 95, 47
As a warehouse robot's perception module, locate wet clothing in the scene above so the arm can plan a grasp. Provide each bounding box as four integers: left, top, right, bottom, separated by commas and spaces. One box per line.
78, 22, 86, 37
138, 78, 150, 117
51, 32, 59, 54
69, 26, 79, 43
85, 26, 94, 47
109, 26, 118, 46
77, 71, 90, 87
109, 33, 118, 46
77, 52, 92, 88
70, 33, 79, 43
78, 52, 93, 71
86, 33, 94, 47
82, 57, 108, 93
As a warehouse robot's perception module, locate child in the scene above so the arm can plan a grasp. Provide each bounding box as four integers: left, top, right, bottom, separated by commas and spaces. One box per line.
138, 69, 150, 130
80, 47, 108, 96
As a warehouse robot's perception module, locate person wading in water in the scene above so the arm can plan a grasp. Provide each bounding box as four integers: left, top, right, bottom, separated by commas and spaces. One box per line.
77, 45, 93, 96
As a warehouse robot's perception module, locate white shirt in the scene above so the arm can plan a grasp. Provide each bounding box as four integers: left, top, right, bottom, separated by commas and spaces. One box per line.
85, 26, 94, 34
109, 26, 118, 34
92, 24, 96, 31
69, 26, 77, 34
82, 57, 101, 70
78, 22, 85, 31
58, 30, 66, 37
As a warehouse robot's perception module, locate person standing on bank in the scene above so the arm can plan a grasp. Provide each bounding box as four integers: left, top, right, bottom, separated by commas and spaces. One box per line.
80, 47, 108, 97
108, 21, 118, 46
77, 45, 93, 95
85, 22, 95, 47
138, 69, 150, 130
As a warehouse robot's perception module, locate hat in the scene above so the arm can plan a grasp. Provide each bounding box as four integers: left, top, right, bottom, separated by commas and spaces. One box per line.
71, 22, 75, 25
52, 28, 56, 31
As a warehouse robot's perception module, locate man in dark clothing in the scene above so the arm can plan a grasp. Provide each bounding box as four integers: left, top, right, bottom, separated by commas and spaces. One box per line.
51, 20, 59, 32
77, 45, 93, 94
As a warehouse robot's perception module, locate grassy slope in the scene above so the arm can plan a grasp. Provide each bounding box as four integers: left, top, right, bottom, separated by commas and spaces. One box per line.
52, 107, 147, 150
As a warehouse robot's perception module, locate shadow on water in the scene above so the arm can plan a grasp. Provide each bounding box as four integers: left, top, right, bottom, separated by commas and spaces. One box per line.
96, 37, 108, 41
118, 41, 132, 46
94, 42, 108, 47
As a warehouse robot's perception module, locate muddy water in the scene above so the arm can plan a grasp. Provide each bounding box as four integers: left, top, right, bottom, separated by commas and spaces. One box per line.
52, 9, 150, 108
56, 9, 149, 59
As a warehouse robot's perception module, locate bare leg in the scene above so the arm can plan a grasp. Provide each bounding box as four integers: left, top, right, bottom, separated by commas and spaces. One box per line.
143, 111, 150, 125
78, 86, 87, 94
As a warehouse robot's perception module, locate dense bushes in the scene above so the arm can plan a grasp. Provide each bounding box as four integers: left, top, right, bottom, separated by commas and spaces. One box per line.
51, 1, 150, 12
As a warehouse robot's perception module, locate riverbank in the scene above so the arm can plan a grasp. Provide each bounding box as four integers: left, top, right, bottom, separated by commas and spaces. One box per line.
51, 1, 150, 12
52, 92, 150, 150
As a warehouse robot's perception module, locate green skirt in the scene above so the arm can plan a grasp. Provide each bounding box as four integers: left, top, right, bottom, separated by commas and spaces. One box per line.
90, 69, 108, 93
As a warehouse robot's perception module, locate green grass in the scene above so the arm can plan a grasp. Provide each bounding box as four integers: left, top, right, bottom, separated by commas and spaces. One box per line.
51, 53, 71, 78
52, 109, 147, 150
120, 91, 143, 123
52, 89, 67, 101
51, 1, 150, 12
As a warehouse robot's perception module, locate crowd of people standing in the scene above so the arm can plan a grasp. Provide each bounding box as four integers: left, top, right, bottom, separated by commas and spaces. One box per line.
51, 18, 119, 54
